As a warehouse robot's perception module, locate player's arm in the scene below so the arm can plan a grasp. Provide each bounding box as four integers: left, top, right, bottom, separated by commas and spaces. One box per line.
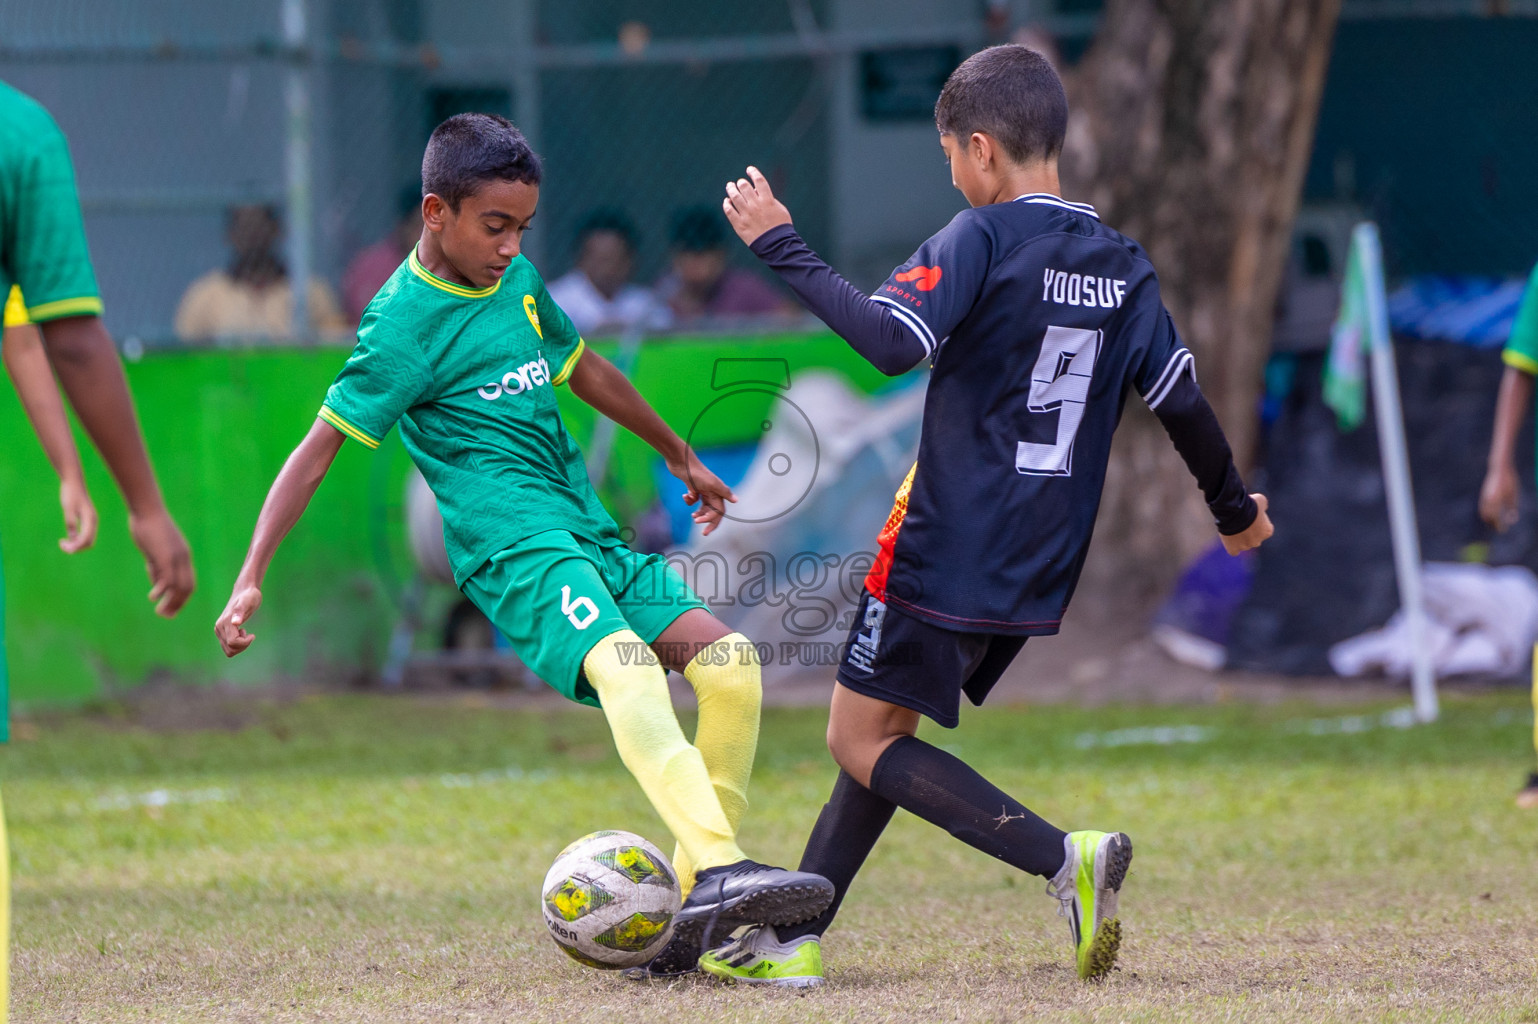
723, 166, 928, 376
1482, 366, 1534, 532
3, 321, 98, 552
565, 349, 737, 535
1151, 373, 1272, 554
215, 419, 346, 656
39, 314, 195, 613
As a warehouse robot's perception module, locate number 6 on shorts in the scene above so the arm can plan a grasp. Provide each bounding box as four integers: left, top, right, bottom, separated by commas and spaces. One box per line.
561, 585, 600, 629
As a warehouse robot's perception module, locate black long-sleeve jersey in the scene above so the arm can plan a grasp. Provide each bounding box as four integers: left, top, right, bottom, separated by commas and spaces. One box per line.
750, 194, 1257, 635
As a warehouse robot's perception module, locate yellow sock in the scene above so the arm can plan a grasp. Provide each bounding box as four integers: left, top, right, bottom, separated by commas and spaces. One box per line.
672, 634, 761, 896
584, 631, 745, 874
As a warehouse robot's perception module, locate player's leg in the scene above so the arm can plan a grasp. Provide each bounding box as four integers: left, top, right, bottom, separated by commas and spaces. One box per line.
0, 786, 8, 1024
604, 543, 766, 892
714, 591, 1126, 982
464, 535, 831, 972
605, 549, 830, 978
699, 764, 896, 988
461, 535, 745, 872
579, 632, 743, 871
0, 539, 8, 1021
829, 683, 1131, 980
650, 610, 761, 895
603, 544, 764, 890
1521, 643, 1538, 809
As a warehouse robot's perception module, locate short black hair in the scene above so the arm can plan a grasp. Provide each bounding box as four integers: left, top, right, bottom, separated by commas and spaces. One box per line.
669, 205, 726, 252
934, 45, 1067, 165
421, 113, 542, 211
575, 207, 638, 253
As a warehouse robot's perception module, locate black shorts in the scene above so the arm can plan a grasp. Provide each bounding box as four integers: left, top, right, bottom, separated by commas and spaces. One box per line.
836, 590, 1027, 729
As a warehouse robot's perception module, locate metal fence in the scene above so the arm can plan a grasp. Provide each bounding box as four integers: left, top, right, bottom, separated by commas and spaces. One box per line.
2, 0, 1535, 347
0, 0, 1103, 347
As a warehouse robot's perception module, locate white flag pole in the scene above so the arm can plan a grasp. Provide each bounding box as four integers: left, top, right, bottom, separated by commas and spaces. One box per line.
1356, 222, 1438, 722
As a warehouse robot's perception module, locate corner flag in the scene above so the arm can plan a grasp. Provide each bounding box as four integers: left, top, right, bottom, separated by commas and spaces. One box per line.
1324, 228, 1372, 431
1327, 223, 1438, 722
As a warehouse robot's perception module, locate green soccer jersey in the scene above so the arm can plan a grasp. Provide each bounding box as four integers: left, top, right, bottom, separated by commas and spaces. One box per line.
0, 79, 103, 322
321, 248, 617, 585
1503, 262, 1538, 377
1504, 263, 1538, 488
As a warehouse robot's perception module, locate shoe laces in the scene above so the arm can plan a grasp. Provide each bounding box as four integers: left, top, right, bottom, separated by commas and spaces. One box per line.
1046, 862, 1077, 917
1049, 880, 1072, 918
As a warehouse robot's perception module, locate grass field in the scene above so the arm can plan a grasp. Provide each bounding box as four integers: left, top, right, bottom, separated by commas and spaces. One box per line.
6, 689, 1537, 1022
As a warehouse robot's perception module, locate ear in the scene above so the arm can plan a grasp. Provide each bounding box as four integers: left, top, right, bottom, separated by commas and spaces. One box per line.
422, 194, 450, 233
969, 132, 995, 170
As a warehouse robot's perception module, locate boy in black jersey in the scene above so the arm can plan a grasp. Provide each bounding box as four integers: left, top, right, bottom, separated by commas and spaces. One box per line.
697, 45, 1273, 986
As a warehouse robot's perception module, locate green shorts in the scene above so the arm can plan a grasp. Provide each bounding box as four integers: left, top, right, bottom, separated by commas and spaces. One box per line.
461, 530, 707, 707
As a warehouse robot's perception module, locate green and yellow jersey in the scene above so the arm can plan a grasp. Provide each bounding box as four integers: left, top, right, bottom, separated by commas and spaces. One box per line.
1503, 262, 1538, 377
0, 81, 103, 323
321, 248, 617, 585
1, 75, 108, 754
3, 286, 28, 328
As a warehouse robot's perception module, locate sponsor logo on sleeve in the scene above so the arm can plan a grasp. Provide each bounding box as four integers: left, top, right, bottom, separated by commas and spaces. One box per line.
884, 265, 942, 307
895, 265, 943, 291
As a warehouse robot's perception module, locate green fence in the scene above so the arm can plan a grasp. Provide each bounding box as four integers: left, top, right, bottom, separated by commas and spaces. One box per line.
0, 332, 890, 706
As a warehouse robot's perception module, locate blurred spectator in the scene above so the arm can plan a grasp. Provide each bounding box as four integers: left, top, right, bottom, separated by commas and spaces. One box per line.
547, 208, 671, 336
655, 205, 798, 326
174, 204, 346, 343
342, 186, 422, 322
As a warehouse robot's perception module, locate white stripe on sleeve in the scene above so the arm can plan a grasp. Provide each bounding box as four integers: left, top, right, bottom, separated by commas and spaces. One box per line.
871, 295, 937, 357
1144, 350, 1195, 410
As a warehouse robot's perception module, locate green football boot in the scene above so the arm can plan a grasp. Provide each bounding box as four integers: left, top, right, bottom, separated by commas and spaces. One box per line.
697, 925, 824, 988
1046, 830, 1133, 980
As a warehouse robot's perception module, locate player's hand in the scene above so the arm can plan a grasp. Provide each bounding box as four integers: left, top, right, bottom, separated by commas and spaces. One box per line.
129, 508, 196, 617
1221, 493, 1274, 555
668, 450, 737, 536
722, 166, 792, 246
58, 474, 98, 554
215, 583, 263, 658
1480, 463, 1520, 532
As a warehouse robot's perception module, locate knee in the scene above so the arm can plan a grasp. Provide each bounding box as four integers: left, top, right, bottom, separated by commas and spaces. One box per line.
692, 633, 762, 710
825, 719, 879, 784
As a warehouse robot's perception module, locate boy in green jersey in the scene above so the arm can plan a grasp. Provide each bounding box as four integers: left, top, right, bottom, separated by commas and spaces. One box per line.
2, 79, 197, 1023
215, 114, 833, 974
1480, 259, 1538, 809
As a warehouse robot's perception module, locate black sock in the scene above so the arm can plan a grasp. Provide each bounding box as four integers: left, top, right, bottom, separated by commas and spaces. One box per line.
776, 770, 896, 942
867, 735, 1067, 878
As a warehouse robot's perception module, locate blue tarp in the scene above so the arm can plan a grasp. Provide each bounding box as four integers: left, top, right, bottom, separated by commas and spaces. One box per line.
1387, 275, 1527, 348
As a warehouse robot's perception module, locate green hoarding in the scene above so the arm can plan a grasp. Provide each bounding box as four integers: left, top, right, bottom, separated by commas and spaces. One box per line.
0, 332, 892, 706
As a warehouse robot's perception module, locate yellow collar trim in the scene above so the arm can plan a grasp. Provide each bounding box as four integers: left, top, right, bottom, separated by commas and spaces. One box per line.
408, 248, 502, 298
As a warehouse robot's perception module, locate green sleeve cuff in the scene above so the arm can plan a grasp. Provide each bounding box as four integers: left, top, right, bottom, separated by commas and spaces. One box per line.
25, 295, 103, 323
552, 339, 586, 386
318, 405, 383, 449
1502, 349, 1538, 376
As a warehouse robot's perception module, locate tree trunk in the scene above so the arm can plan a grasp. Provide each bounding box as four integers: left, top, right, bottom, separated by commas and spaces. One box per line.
1059, 0, 1340, 594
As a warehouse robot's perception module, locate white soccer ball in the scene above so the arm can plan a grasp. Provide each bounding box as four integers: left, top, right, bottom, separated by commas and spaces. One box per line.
541, 830, 681, 969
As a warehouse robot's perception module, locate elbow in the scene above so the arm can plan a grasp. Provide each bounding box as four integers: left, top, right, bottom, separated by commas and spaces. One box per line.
39, 316, 113, 370
872, 353, 922, 377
